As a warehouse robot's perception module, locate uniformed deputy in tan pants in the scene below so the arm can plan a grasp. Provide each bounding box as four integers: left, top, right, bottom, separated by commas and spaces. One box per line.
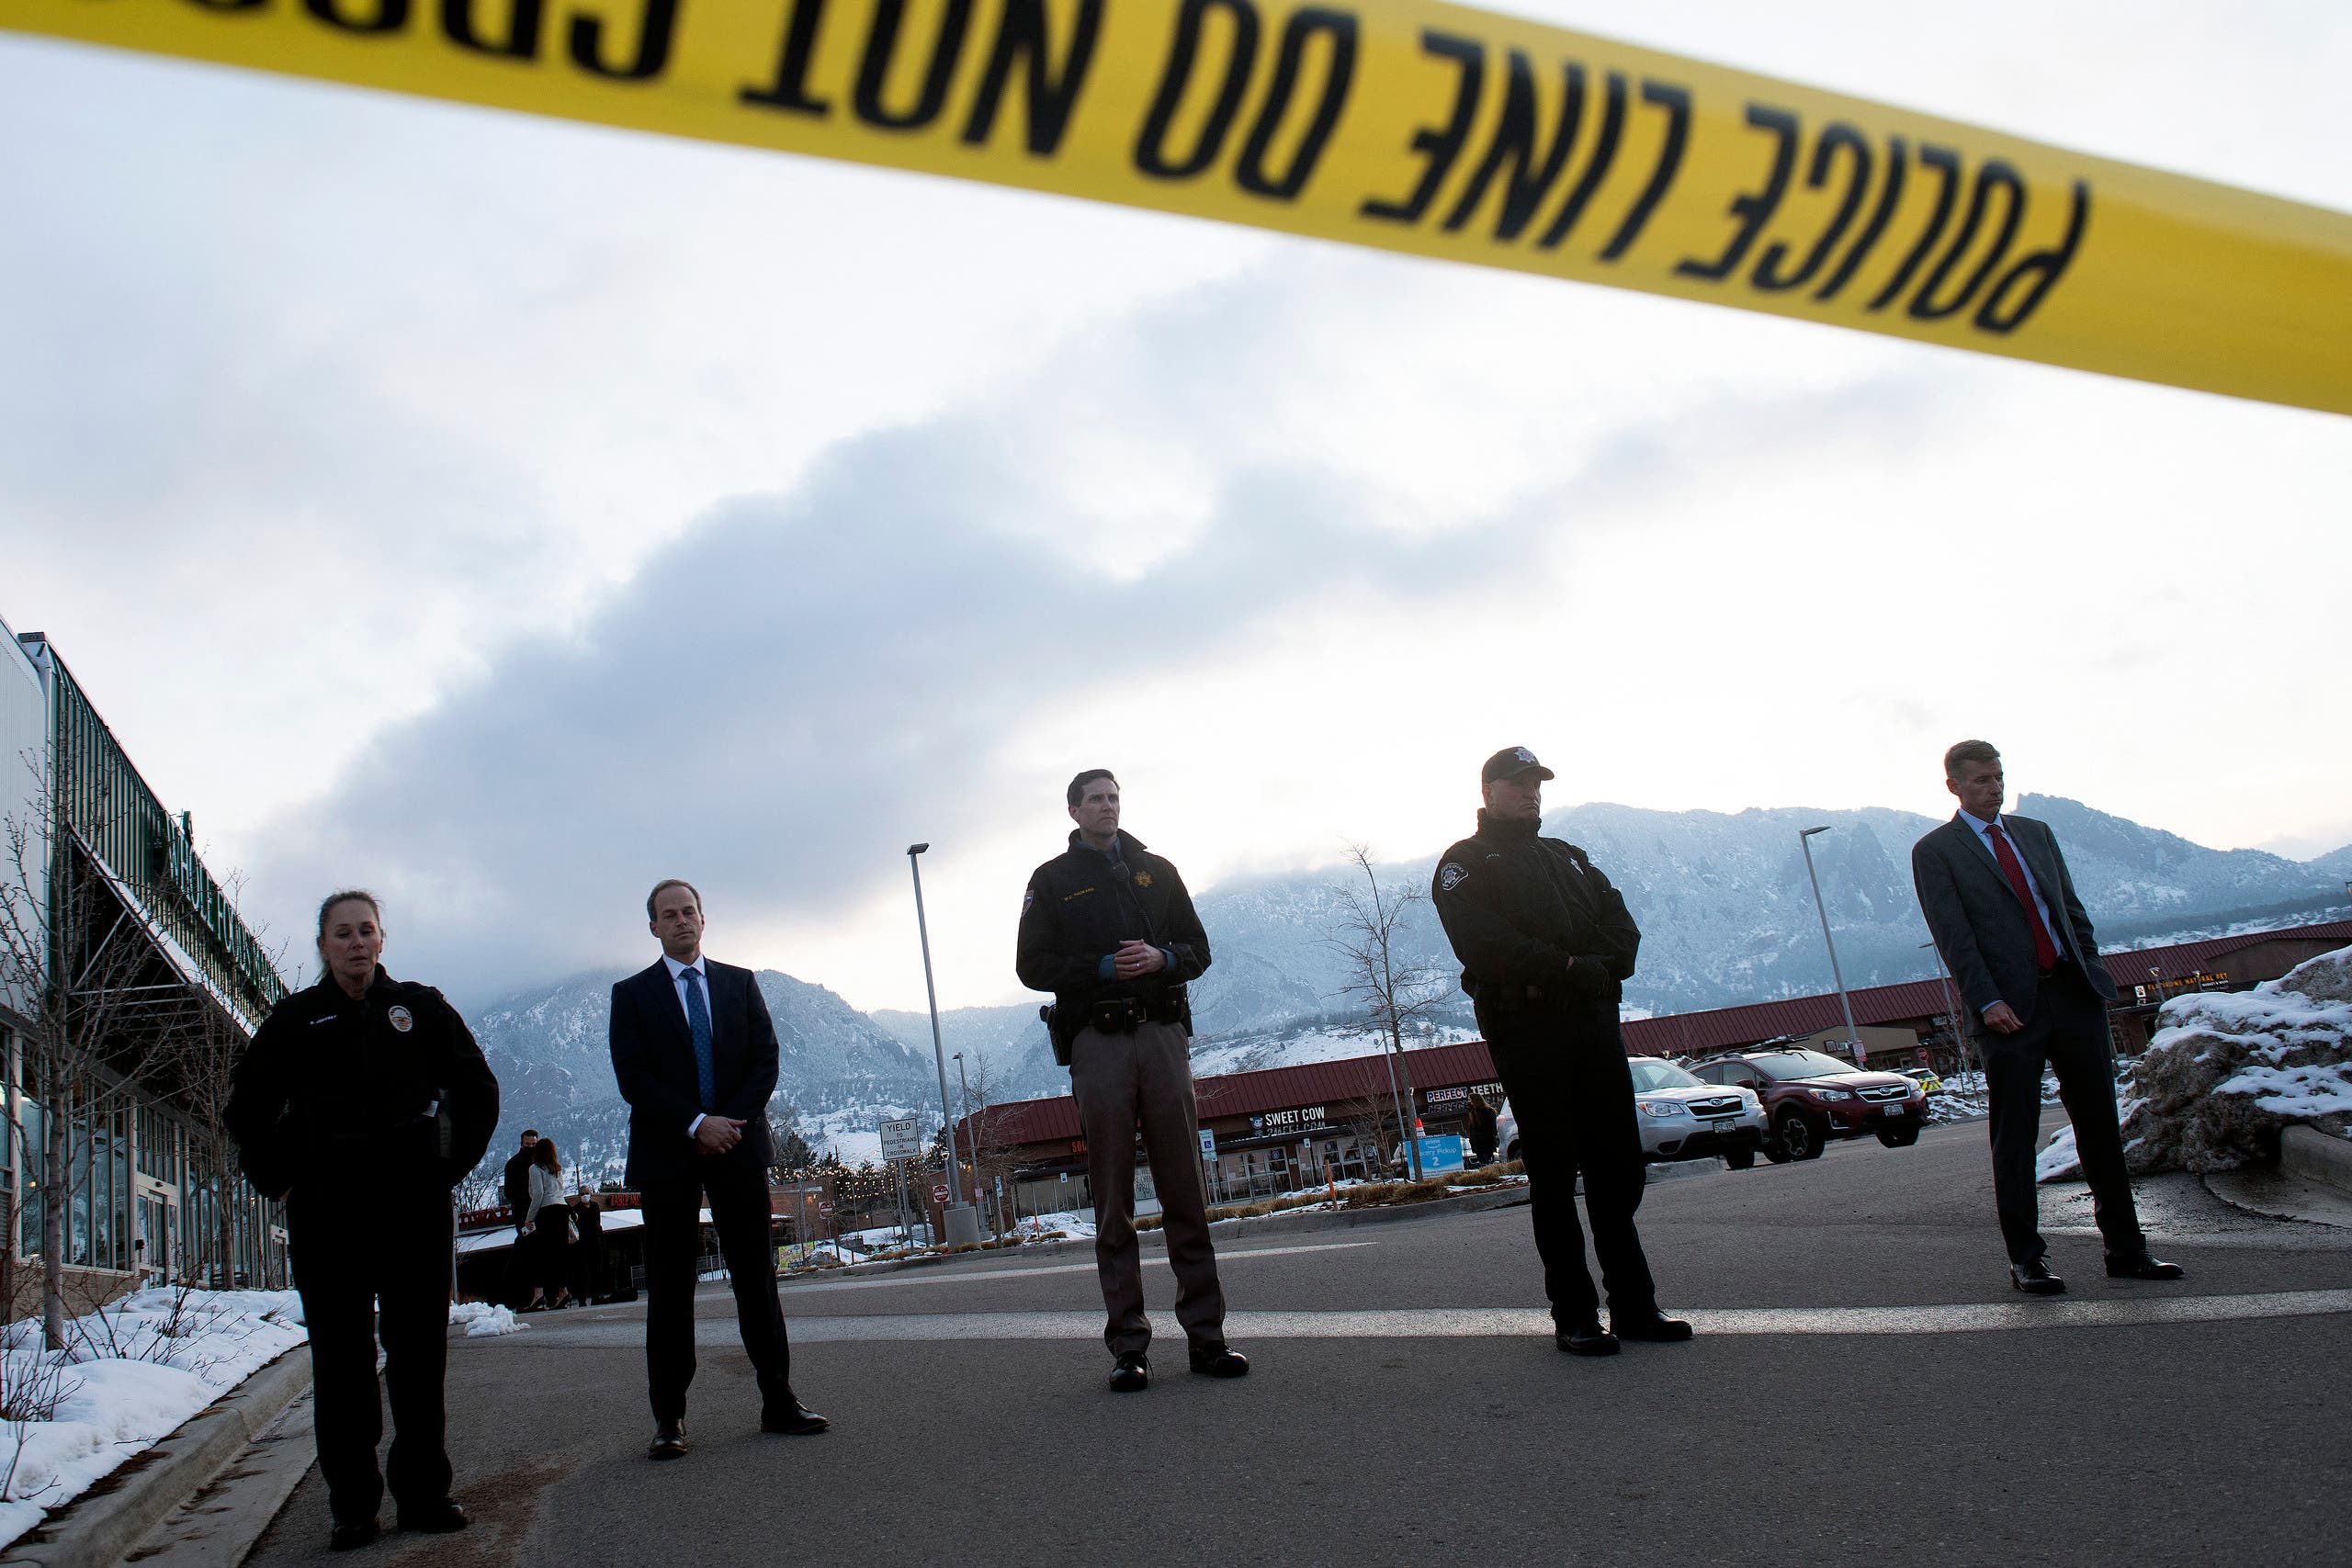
1017, 769, 1249, 1392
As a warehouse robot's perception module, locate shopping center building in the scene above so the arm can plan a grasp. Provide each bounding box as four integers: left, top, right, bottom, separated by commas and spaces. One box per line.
0, 614, 291, 1314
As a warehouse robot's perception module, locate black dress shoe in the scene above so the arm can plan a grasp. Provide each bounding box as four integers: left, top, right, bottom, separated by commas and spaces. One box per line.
1108, 1353, 1150, 1393
1189, 1344, 1250, 1378
2011, 1259, 2066, 1295
648, 1418, 688, 1460
396, 1501, 467, 1533
2106, 1251, 2186, 1280
1612, 1311, 1694, 1343
328, 1518, 379, 1551
761, 1401, 831, 1435
1555, 1321, 1620, 1357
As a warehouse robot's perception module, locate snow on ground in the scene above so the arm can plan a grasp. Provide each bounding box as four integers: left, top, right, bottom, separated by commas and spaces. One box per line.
1925, 1069, 2067, 1125
0, 1289, 308, 1551
802, 1103, 933, 1169
1010, 1211, 1096, 1241
448, 1303, 526, 1338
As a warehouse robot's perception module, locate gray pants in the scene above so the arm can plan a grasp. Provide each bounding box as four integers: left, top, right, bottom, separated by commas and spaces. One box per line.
1070, 1020, 1227, 1358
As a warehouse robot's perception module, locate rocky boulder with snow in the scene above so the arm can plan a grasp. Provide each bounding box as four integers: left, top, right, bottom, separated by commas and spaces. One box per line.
2118, 944, 2352, 1173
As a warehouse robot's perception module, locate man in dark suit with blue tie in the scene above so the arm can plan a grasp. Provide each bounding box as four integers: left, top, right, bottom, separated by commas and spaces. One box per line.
609, 878, 828, 1459
1911, 741, 2183, 1295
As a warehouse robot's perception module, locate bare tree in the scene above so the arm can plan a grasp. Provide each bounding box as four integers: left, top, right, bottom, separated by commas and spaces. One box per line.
954, 1049, 1022, 1235
1325, 843, 1453, 1179
0, 752, 190, 1347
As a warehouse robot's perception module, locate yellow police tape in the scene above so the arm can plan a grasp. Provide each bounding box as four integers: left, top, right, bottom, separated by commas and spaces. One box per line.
8, 0, 2350, 414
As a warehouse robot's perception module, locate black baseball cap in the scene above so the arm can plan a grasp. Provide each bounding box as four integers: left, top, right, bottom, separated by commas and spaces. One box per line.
1481, 747, 1555, 784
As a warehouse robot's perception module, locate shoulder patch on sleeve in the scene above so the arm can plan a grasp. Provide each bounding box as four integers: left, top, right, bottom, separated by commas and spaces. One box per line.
1022, 886, 1035, 916
1439, 862, 1469, 892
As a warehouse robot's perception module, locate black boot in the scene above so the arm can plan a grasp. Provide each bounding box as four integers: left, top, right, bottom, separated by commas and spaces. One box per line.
1108, 1353, 1150, 1393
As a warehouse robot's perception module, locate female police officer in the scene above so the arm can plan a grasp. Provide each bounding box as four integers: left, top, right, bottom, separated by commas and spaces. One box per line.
226, 890, 500, 1551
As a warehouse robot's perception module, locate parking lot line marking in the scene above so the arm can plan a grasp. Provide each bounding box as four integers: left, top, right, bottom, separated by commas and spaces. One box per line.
777, 1241, 1377, 1295
770, 1288, 2352, 1342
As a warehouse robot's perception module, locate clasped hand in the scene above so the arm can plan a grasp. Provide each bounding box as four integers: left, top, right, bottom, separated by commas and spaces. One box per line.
1983, 1001, 2024, 1035
1112, 940, 1166, 980
695, 1115, 747, 1154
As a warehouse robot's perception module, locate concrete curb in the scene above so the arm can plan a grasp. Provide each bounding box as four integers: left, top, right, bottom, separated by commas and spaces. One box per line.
0, 1348, 312, 1568
2281, 1124, 2352, 1192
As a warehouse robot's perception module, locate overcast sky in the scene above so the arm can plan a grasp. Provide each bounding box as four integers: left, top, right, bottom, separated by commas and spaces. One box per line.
4, 0, 2347, 1012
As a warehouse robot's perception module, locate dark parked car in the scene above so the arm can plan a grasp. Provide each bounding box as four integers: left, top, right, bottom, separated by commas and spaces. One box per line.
1689, 1048, 1928, 1162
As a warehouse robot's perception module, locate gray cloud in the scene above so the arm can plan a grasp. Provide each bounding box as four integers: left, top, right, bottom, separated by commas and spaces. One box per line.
244, 262, 1948, 1003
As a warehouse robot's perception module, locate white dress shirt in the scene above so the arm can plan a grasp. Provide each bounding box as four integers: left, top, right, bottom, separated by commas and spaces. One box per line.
1957, 807, 2064, 1010
662, 953, 713, 1135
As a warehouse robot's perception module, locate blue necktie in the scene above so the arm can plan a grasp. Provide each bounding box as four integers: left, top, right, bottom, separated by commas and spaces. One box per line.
683, 967, 716, 1108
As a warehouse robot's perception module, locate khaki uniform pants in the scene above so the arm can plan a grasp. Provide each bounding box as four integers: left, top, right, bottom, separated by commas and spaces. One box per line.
1070, 1020, 1227, 1358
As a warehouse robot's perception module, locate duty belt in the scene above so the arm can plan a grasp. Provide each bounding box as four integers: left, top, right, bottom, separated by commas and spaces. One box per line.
1088, 995, 1182, 1034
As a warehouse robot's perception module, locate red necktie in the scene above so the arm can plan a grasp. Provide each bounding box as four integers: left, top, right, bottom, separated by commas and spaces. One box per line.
1985, 823, 2060, 968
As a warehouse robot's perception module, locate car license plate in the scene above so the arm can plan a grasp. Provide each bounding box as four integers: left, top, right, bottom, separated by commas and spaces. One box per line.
1884, 1105, 1905, 1116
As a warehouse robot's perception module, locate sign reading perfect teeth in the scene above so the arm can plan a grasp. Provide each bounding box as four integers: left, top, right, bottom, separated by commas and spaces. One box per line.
7, 0, 2347, 413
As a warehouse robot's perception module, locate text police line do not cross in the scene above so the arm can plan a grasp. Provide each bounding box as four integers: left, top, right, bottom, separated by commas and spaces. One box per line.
6, 0, 2347, 414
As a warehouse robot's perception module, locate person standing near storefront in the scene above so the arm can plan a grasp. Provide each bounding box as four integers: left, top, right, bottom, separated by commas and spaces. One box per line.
571, 1187, 607, 1303
227, 890, 499, 1551
1464, 1092, 1501, 1168
520, 1139, 573, 1310
1017, 769, 1248, 1393
1431, 749, 1689, 1358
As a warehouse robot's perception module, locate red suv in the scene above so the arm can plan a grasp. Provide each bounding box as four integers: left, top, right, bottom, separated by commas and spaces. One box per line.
1689, 1047, 1928, 1163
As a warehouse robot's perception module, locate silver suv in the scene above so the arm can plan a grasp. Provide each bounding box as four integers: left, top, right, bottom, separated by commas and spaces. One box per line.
1494, 1058, 1766, 1170
1629, 1055, 1766, 1169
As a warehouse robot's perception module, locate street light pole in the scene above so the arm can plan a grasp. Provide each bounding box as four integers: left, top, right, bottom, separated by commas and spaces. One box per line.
908, 843, 979, 1248
1799, 827, 1867, 1068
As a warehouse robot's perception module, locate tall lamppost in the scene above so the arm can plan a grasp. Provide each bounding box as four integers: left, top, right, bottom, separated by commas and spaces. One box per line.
1799, 827, 1866, 1067
908, 843, 979, 1248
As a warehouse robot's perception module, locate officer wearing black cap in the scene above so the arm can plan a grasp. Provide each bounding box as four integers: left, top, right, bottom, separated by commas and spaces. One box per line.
1430, 749, 1690, 1356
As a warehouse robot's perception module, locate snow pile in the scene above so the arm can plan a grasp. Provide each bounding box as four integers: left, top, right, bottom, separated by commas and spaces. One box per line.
448, 1303, 526, 1338
1009, 1211, 1095, 1241
0, 1288, 307, 1551
2035, 1124, 2083, 1183
2116, 945, 2352, 1173
1926, 1068, 2064, 1124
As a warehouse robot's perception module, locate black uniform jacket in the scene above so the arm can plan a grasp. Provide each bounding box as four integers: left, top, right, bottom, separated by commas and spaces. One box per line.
608, 957, 779, 1187
1430, 810, 1641, 1020
1912, 812, 2117, 1024
226, 968, 500, 1203
1016, 829, 1211, 1016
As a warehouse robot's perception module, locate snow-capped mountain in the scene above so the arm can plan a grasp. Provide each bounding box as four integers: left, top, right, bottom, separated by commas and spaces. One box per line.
465, 796, 2347, 1176
469, 965, 936, 1186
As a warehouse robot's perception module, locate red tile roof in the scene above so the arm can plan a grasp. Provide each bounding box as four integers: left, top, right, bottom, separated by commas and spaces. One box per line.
971, 1040, 1500, 1147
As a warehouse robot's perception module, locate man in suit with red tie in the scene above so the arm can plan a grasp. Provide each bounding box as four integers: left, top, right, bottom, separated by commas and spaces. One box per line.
1911, 741, 2184, 1295
609, 879, 828, 1459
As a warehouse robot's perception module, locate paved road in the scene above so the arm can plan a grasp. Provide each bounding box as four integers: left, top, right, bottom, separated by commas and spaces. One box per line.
249, 1114, 2352, 1567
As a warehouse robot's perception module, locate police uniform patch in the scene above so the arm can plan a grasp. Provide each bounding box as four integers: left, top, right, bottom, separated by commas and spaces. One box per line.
388, 1005, 414, 1032
1134, 872, 1152, 888
1023, 887, 1035, 915
1439, 863, 1469, 892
